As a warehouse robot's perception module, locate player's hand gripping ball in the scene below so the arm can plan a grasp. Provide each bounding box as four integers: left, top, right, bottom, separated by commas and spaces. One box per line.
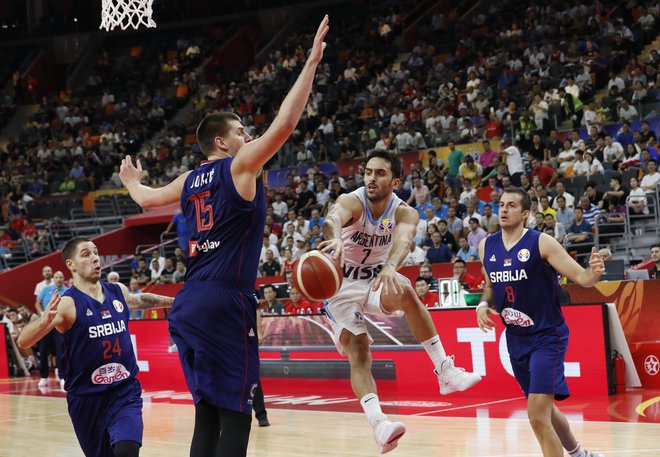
292, 251, 343, 301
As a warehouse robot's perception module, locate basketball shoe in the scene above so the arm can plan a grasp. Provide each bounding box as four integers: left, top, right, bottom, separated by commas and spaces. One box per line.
370, 414, 406, 454
435, 356, 482, 395
38, 378, 48, 388
582, 451, 604, 457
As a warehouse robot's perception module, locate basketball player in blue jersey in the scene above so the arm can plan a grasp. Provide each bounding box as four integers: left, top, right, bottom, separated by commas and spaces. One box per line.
118, 16, 329, 457
318, 150, 481, 454
17, 237, 173, 457
477, 187, 604, 457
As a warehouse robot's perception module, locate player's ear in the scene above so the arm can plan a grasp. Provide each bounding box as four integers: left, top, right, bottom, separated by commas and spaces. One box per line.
214, 135, 227, 151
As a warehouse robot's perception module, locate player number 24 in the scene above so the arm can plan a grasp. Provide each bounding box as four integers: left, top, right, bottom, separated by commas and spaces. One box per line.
102, 338, 122, 359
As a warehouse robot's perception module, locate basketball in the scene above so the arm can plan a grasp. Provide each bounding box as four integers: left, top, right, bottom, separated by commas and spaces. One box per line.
292, 251, 343, 301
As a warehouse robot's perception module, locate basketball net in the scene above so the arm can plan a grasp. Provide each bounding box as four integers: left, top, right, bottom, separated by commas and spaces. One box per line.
100, 0, 157, 31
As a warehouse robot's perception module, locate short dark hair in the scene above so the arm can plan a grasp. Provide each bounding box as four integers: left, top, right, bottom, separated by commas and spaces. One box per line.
366, 150, 402, 179
453, 258, 466, 266
503, 187, 531, 211
415, 276, 429, 285
651, 244, 660, 250
196, 112, 241, 157
263, 284, 276, 293
61, 237, 92, 263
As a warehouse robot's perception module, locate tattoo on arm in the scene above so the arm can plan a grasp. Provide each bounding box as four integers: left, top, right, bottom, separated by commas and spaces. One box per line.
136, 293, 173, 310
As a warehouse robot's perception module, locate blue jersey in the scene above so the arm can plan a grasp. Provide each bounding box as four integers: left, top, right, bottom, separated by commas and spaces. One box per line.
483, 229, 564, 336
59, 282, 138, 395
180, 158, 266, 289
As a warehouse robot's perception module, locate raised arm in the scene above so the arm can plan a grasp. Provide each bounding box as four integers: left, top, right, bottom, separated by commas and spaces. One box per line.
17, 293, 75, 349
371, 204, 419, 294
539, 232, 604, 287
318, 193, 363, 265
117, 282, 174, 310
119, 155, 190, 209
231, 16, 329, 186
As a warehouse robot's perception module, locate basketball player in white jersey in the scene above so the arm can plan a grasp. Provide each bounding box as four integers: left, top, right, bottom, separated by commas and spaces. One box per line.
318, 150, 481, 454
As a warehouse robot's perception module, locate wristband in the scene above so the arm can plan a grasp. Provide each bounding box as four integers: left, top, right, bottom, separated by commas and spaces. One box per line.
476, 301, 490, 311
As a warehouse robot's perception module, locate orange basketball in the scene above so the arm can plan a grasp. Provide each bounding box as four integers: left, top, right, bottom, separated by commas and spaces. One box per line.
292, 251, 343, 301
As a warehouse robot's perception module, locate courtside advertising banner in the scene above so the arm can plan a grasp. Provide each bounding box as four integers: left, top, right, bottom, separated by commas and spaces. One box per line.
128, 305, 611, 398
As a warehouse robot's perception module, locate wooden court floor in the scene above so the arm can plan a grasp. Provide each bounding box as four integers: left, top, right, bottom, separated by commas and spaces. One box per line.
2, 393, 660, 456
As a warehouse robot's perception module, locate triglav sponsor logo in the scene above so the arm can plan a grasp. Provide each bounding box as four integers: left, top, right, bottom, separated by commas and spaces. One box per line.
188, 239, 221, 257
91, 362, 130, 384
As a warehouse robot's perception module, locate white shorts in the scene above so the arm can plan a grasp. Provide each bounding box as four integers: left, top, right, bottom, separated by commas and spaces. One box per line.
323, 272, 410, 355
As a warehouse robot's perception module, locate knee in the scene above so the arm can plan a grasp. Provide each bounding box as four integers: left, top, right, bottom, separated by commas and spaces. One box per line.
399, 285, 422, 313
527, 410, 551, 432
342, 334, 371, 365
113, 440, 140, 457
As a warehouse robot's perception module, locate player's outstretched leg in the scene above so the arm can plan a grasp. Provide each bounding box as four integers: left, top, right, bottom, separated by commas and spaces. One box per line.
552, 404, 604, 457
382, 282, 481, 394
341, 330, 406, 454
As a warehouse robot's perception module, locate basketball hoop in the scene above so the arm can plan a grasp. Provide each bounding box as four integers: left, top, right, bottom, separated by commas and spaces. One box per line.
100, 0, 157, 31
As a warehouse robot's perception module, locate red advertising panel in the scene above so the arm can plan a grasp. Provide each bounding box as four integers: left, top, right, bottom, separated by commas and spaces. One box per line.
0, 324, 8, 378
127, 304, 611, 398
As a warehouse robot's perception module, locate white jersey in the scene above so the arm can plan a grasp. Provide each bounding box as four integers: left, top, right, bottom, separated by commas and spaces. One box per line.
341, 187, 403, 282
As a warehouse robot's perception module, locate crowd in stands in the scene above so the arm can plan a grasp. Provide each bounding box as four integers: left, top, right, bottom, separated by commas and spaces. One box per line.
0, 0, 659, 316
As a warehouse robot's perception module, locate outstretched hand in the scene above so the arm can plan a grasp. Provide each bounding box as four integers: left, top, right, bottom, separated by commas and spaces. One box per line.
119, 155, 144, 187
317, 237, 344, 267
588, 246, 605, 277
41, 292, 61, 327
308, 15, 329, 65
477, 306, 499, 333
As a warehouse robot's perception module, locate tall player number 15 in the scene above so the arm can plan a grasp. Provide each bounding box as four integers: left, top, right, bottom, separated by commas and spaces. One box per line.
190, 191, 214, 232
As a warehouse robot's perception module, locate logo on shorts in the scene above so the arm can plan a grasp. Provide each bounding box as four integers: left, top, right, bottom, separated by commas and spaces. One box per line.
517, 249, 530, 262
112, 300, 124, 313
501, 308, 535, 327
353, 311, 366, 328
378, 219, 394, 234
91, 363, 130, 384
645, 355, 659, 376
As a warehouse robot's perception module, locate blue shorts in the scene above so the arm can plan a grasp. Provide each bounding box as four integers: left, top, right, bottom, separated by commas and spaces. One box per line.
169, 280, 260, 414
67, 378, 143, 457
507, 324, 570, 400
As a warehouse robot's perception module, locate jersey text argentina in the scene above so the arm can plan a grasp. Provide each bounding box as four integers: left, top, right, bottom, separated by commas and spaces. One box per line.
341, 187, 401, 281
483, 230, 564, 335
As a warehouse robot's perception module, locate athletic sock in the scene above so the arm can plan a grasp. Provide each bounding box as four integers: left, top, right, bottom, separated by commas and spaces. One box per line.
568, 443, 586, 457
421, 335, 447, 372
360, 393, 385, 425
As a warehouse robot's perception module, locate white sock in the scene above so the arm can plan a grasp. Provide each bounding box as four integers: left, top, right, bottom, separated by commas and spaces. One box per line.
360, 393, 384, 425
568, 444, 585, 457
421, 335, 447, 372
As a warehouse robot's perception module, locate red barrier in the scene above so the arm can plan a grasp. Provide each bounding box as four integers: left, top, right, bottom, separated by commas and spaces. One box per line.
0, 324, 8, 378
128, 305, 611, 398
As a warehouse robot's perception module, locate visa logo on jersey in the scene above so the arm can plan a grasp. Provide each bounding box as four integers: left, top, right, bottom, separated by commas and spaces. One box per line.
189, 239, 221, 257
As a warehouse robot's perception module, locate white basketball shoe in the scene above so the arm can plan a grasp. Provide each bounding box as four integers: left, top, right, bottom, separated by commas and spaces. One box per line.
435, 356, 482, 395
370, 414, 406, 454
583, 451, 604, 457
37, 378, 48, 388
